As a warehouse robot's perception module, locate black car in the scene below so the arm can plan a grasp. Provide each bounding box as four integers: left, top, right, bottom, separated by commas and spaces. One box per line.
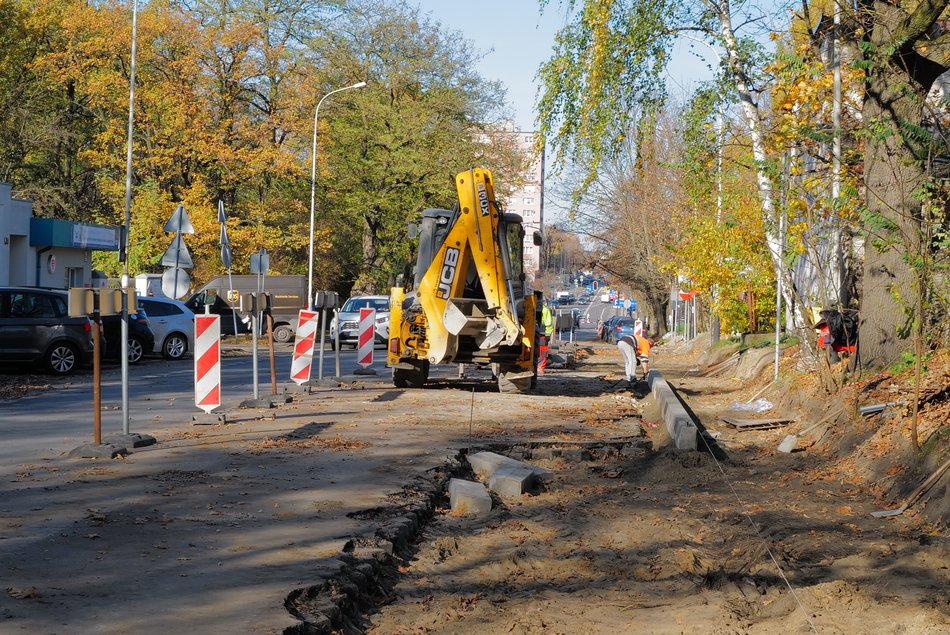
99, 308, 156, 364
184, 293, 250, 336
599, 315, 618, 340
0, 287, 96, 375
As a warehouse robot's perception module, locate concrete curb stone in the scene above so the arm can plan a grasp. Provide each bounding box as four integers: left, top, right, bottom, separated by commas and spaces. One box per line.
487, 464, 536, 499
467, 451, 552, 484
646, 370, 698, 451
448, 478, 493, 516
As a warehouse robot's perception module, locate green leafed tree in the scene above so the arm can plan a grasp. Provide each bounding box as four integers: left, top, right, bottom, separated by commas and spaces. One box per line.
855, 0, 950, 367
0, 0, 111, 220
313, 1, 526, 294
2, 0, 525, 297
537, 0, 810, 331
539, 0, 950, 367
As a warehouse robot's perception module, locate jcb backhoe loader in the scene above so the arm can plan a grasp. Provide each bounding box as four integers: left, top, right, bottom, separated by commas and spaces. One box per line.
387, 167, 540, 392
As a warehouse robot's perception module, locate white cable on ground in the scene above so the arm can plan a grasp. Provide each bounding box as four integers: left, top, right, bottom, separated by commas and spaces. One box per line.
692, 403, 821, 635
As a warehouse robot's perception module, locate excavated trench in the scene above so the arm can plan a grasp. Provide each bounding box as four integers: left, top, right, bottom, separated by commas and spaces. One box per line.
278, 367, 950, 634
280, 437, 652, 634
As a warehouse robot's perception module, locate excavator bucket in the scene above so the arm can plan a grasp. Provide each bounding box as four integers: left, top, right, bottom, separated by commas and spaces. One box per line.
443, 299, 489, 336
443, 298, 510, 349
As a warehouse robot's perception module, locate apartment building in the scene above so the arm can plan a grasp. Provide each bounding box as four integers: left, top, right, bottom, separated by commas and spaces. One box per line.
500, 131, 544, 280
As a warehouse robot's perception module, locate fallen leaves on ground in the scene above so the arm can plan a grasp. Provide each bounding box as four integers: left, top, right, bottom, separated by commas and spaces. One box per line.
250, 434, 369, 452
7, 587, 40, 599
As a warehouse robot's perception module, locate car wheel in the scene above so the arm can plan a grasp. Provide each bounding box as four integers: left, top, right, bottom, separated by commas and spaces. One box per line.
46, 342, 79, 375
162, 333, 188, 360
330, 340, 336, 351
128, 335, 145, 364
272, 324, 293, 343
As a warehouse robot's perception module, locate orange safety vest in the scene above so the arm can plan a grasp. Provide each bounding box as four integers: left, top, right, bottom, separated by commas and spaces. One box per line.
637, 337, 652, 356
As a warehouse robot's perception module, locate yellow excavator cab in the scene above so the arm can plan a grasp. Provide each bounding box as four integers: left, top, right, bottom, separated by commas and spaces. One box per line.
388, 168, 537, 392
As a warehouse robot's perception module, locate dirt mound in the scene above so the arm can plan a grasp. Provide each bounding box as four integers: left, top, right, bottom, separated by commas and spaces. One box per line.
663, 337, 950, 526
365, 433, 950, 634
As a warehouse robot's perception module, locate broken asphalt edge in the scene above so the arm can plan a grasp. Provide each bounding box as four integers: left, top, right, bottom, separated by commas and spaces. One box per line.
281, 453, 460, 634
280, 437, 653, 634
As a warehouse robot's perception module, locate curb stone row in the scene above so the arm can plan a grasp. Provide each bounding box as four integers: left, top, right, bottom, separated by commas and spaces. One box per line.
279, 437, 655, 633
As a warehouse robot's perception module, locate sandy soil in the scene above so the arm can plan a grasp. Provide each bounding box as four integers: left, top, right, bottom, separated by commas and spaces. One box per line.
363, 344, 950, 634
1, 340, 948, 634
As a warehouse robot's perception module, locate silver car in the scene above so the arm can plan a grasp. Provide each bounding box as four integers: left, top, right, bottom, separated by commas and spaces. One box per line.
329, 295, 390, 350
137, 296, 195, 360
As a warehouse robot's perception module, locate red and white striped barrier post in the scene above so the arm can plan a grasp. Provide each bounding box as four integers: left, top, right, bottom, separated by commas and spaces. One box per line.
356, 307, 375, 370
634, 318, 643, 337
290, 310, 319, 385
194, 314, 221, 413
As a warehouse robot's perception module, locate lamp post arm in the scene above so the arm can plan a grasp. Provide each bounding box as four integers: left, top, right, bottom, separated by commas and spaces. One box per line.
678, 34, 724, 223
307, 81, 367, 305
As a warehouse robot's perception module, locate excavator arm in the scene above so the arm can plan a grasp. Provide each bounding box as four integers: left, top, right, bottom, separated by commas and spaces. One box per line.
414, 168, 523, 364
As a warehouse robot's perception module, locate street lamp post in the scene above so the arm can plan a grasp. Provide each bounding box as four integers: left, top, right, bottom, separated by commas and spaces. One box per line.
119, 0, 139, 436
307, 81, 367, 306
680, 35, 724, 342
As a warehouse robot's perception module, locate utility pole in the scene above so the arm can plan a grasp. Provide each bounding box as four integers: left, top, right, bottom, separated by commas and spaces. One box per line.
832, 0, 844, 306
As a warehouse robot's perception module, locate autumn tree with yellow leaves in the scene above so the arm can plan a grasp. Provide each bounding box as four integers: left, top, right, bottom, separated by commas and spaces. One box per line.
0, 0, 523, 295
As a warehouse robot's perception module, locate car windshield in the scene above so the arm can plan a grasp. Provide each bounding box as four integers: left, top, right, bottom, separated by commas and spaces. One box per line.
342, 297, 389, 312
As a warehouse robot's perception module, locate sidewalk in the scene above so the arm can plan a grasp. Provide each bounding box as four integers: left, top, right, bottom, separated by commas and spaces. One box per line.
0, 361, 633, 634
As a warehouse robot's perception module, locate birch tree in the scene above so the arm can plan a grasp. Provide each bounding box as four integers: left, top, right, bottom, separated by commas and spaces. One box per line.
537, 0, 808, 329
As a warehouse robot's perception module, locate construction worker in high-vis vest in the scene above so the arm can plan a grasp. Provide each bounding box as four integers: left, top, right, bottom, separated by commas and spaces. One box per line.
538, 302, 554, 374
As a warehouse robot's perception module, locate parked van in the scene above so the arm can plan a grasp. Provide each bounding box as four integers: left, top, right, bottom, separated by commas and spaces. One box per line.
184, 275, 307, 342
134, 273, 165, 298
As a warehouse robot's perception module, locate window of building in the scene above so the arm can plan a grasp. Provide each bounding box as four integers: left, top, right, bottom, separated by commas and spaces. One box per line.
523, 197, 534, 205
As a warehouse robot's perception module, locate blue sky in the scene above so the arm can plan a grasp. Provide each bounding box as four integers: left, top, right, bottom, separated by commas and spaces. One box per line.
411, 1, 727, 131
411, 1, 570, 131
410, 1, 783, 224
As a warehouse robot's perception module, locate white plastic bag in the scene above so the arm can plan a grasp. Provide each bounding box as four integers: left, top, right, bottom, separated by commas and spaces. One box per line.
729, 398, 773, 413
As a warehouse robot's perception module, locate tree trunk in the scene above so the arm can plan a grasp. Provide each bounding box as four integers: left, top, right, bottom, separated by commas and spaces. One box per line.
714, 2, 807, 331
646, 294, 668, 337
351, 215, 385, 295
859, 26, 928, 368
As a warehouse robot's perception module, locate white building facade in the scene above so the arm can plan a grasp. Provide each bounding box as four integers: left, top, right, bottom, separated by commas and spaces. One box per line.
501, 131, 544, 280
0, 182, 121, 288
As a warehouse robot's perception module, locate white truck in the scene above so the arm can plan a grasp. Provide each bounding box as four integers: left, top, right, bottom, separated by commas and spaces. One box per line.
134, 273, 165, 297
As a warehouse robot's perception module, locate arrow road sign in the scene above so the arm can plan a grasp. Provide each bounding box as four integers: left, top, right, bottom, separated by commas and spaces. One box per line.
160, 234, 194, 268
163, 204, 195, 234
218, 201, 232, 269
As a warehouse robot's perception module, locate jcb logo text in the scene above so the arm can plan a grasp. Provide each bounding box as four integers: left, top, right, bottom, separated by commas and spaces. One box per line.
477, 183, 490, 216
437, 248, 460, 298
